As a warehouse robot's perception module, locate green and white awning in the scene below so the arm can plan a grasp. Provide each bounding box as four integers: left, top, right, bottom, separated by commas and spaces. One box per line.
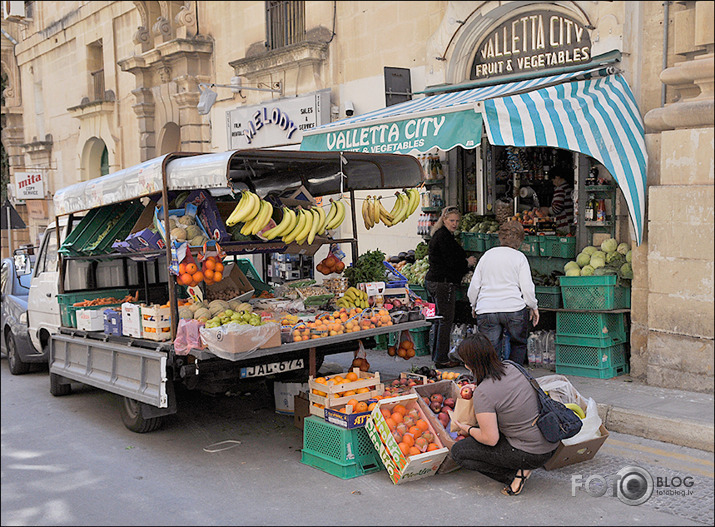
301, 67, 647, 245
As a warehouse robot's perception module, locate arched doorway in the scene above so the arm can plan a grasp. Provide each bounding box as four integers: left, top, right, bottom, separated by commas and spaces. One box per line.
158, 122, 181, 155
81, 137, 108, 180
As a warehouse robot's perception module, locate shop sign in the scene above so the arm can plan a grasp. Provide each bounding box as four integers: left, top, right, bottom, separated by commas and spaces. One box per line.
300, 109, 483, 155
14, 171, 45, 199
471, 11, 591, 80
226, 89, 331, 149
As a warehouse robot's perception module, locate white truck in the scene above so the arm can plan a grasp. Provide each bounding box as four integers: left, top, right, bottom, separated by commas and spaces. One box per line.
39, 149, 428, 433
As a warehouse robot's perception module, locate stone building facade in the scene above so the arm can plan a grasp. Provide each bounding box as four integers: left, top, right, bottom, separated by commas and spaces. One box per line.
1, 1, 712, 392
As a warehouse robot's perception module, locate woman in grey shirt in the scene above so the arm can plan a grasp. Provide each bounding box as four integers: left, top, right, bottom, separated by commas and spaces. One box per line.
450, 333, 558, 496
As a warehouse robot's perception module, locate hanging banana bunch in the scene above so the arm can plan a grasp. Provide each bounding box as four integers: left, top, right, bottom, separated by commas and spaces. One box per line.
361, 188, 420, 228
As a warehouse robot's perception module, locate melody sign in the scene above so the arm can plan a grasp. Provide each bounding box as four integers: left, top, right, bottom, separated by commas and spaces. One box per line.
471, 11, 592, 79
14, 171, 45, 199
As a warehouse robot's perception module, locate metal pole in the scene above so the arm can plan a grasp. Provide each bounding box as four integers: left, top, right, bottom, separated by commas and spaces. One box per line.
662, 1, 670, 107
7, 205, 12, 259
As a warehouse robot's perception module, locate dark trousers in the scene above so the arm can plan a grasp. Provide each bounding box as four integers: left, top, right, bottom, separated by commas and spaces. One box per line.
476, 307, 530, 365
450, 435, 557, 486
425, 280, 456, 364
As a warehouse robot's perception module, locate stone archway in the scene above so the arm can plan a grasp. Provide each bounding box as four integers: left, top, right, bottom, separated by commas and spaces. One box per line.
158, 122, 181, 154
81, 137, 108, 181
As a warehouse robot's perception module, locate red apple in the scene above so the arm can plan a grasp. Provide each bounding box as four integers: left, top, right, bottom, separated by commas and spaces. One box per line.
460, 386, 473, 400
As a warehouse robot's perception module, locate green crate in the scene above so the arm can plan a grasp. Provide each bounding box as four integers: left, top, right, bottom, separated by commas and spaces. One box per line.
375, 333, 389, 350
555, 343, 629, 379
58, 288, 132, 328
484, 233, 501, 250
460, 232, 481, 252
58, 208, 103, 256
556, 311, 627, 346
84, 201, 144, 255
559, 275, 631, 310
410, 326, 431, 356
535, 286, 562, 309
520, 235, 541, 257
301, 416, 383, 479
59, 204, 123, 256
235, 258, 273, 295
539, 235, 577, 258
408, 284, 430, 301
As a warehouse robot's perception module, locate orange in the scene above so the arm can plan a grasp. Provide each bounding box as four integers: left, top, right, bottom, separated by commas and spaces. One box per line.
215, 261, 224, 273
391, 412, 404, 424
179, 273, 193, 286
396, 347, 407, 358
402, 340, 414, 350
401, 433, 415, 447
204, 278, 214, 286
356, 387, 370, 394
380, 408, 392, 420
415, 437, 428, 452
213, 271, 223, 282
204, 258, 216, 270
312, 389, 327, 397
393, 404, 408, 416
342, 390, 356, 397
345, 371, 358, 382
408, 425, 422, 437
331, 376, 345, 385
398, 442, 410, 456
192, 270, 204, 283
185, 262, 198, 274
314, 377, 327, 385
408, 446, 421, 456
406, 347, 416, 358
385, 417, 397, 430
427, 443, 440, 452
355, 401, 368, 413
367, 402, 378, 411
347, 398, 360, 409
179, 262, 187, 274
203, 268, 215, 281
416, 419, 429, 432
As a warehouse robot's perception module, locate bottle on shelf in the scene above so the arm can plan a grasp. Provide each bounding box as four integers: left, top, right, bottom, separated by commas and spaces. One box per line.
585, 193, 595, 221
596, 199, 607, 222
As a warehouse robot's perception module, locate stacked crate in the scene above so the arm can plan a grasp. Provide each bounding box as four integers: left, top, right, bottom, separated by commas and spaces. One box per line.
556, 275, 630, 379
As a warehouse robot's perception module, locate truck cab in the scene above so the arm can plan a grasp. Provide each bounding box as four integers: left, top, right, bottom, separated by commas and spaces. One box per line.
27, 222, 62, 356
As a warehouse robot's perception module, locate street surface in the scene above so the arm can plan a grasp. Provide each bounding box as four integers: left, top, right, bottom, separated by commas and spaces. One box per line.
1, 351, 713, 526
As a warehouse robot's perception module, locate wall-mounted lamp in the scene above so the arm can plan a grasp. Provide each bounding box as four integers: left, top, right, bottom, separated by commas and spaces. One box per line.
197, 78, 283, 115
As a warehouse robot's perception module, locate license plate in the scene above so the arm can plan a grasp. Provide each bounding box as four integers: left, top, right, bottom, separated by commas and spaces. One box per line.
239, 358, 305, 379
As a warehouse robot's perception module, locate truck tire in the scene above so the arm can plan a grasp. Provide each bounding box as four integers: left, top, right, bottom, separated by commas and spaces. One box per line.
6, 333, 31, 375
49, 373, 72, 396
119, 397, 163, 433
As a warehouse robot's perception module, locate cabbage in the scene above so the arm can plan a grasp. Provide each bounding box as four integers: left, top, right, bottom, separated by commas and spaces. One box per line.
576, 252, 591, 268
580, 265, 595, 276
617, 242, 630, 255
626, 250, 632, 263
582, 246, 598, 256
591, 250, 606, 262
564, 261, 580, 273
566, 268, 581, 277
601, 238, 618, 254
590, 256, 606, 269
606, 251, 625, 265
620, 262, 633, 279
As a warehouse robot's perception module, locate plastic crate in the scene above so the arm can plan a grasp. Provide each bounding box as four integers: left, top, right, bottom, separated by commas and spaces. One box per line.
58, 208, 102, 256
300, 416, 383, 479
555, 343, 629, 379
84, 201, 144, 255
383, 261, 408, 288
539, 235, 577, 258
559, 275, 631, 310
460, 232, 481, 252
484, 233, 501, 250
535, 286, 562, 309
556, 311, 628, 347
58, 288, 132, 328
410, 326, 431, 356
235, 258, 273, 295
408, 284, 430, 301
59, 205, 122, 256
519, 235, 541, 257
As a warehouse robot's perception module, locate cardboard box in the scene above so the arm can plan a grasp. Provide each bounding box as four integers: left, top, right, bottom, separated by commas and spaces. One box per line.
122, 302, 143, 338
259, 326, 281, 349
76, 309, 105, 331
413, 380, 463, 474
543, 424, 610, 470
294, 392, 311, 430
273, 381, 309, 415
154, 206, 211, 248
366, 394, 449, 484
205, 262, 254, 303
323, 400, 376, 429
124, 202, 166, 252
103, 308, 123, 336
185, 190, 231, 244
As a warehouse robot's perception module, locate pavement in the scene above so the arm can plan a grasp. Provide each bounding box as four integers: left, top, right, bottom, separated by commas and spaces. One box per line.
325, 346, 715, 453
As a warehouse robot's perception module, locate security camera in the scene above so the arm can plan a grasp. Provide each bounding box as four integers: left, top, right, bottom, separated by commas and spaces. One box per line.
344, 100, 355, 117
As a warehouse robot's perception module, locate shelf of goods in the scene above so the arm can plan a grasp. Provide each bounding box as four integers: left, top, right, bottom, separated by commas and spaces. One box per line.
583, 185, 617, 245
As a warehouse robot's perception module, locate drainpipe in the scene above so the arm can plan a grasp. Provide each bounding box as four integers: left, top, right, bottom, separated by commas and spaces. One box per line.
662, 1, 670, 107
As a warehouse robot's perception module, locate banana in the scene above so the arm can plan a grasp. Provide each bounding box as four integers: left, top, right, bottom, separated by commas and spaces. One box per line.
240, 199, 264, 236
327, 199, 346, 230
406, 188, 420, 217
565, 403, 586, 419
306, 207, 321, 245
240, 191, 261, 224
294, 208, 314, 244
324, 200, 338, 231
283, 209, 307, 244
376, 196, 394, 226
398, 192, 411, 222
225, 191, 250, 227
389, 191, 407, 223
372, 196, 380, 225
315, 204, 327, 236
362, 195, 372, 230
251, 199, 273, 235
263, 207, 291, 240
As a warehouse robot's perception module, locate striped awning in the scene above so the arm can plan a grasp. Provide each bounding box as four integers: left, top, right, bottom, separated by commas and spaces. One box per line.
481, 73, 647, 245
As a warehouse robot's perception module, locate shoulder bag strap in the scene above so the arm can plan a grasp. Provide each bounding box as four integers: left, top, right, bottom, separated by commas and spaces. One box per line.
505, 360, 546, 396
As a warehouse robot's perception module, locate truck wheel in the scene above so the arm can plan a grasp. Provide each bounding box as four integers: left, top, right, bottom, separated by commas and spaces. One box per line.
6, 333, 31, 375
119, 397, 163, 433
49, 373, 72, 396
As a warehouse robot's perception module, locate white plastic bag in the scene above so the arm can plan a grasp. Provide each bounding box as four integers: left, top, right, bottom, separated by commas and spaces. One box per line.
562, 397, 602, 445
536, 374, 588, 409
199, 322, 280, 361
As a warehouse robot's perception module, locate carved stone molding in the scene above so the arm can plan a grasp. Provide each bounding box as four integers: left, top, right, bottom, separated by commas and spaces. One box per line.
230, 40, 329, 79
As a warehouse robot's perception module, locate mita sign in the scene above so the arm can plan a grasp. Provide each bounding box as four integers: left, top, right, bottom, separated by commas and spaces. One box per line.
471, 11, 591, 79
14, 171, 44, 199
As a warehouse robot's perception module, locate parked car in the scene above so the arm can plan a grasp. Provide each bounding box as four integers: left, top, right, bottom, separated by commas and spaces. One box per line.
1, 247, 42, 374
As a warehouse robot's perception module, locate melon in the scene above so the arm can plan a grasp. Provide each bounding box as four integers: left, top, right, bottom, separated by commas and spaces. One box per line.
194, 307, 211, 320
171, 227, 187, 242
185, 225, 202, 239
178, 215, 196, 225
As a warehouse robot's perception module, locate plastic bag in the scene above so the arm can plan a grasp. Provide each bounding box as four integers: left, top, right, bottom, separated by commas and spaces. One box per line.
561, 397, 603, 445
174, 318, 205, 355
199, 322, 280, 361
536, 374, 588, 409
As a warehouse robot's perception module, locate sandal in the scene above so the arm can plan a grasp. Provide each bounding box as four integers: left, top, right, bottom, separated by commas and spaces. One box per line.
501, 469, 530, 496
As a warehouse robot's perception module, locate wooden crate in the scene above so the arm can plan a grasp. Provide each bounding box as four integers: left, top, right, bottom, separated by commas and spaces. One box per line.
308, 369, 384, 418
140, 304, 172, 341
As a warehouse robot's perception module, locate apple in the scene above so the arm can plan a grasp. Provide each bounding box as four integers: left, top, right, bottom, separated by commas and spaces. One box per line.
443, 397, 456, 409
460, 386, 474, 400
430, 400, 443, 414
430, 393, 444, 405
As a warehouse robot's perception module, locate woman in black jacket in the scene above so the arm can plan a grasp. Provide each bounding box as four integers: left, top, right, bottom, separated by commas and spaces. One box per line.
425, 206, 476, 367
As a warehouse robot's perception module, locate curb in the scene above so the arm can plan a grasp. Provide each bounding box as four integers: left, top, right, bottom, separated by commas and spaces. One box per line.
597, 403, 715, 453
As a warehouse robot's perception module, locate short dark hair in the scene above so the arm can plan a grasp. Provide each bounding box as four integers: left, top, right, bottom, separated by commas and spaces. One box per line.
456, 333, 506, 385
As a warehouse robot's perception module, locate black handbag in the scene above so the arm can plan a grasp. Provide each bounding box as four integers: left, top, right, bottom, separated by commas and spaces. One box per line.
506, 360, 583, 443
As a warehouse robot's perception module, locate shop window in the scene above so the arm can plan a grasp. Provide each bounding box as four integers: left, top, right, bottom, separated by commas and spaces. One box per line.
265, 1, 305, 50
87, 40, 105, 102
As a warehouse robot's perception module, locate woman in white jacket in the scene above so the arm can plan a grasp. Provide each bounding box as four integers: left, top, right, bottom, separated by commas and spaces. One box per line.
466, 220, 539, 365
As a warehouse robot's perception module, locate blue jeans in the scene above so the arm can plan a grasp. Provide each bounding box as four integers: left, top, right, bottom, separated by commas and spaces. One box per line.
424, 280, 457, 364
476, 307, 530, 365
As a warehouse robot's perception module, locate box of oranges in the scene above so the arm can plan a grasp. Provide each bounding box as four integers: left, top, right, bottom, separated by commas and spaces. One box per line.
308, 369, 384, 418
365, 393, 449, 484
140, 303, 172, 341
323, 398, 378, 429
